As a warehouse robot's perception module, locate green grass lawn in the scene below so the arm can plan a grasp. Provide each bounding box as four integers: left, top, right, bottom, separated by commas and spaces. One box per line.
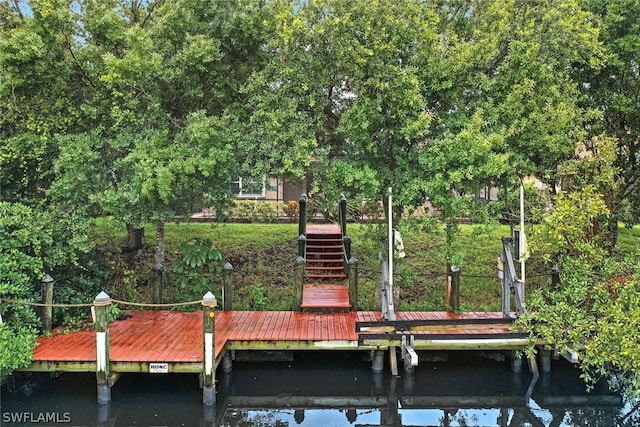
93, 219, 639, 312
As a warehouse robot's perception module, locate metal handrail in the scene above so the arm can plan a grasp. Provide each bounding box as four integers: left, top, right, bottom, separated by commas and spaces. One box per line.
501, 237, 526, 317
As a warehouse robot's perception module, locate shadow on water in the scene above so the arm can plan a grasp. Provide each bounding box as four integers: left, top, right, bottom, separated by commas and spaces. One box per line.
1, 351, 638, 426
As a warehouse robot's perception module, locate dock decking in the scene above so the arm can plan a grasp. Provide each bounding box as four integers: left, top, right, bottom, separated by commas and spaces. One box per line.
19, 308, 542, 405
25, 310, 526, 373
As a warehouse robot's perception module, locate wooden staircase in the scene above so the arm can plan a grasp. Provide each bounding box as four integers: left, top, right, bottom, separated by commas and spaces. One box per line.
300, 225, 351, 312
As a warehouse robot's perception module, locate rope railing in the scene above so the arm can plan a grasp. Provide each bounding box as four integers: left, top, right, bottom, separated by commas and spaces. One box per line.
0, 299, 94, 308
111, 299, 202, 308
0, 297, 204, 308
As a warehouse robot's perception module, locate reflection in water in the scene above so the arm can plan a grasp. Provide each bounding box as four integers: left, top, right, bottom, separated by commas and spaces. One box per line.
1, 351, 638, 426
214, 351, 633, 427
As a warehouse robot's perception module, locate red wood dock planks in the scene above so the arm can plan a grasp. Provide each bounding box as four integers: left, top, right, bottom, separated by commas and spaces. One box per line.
30, 310, 516, 368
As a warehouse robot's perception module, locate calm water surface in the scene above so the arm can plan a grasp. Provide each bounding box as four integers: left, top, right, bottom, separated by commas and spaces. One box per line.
1, 351, 638, 426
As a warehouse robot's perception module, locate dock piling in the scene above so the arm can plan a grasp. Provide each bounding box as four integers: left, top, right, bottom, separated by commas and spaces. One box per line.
347, 257, 358, 311
372, 350, 385, 373
294, 257, 305, 310
447, 265, 460, 312
41, 274, 55, 333
222, 262, 234, 311
540, 347, 552, 373
201, 292, 217, 406
94, 291, 112, 405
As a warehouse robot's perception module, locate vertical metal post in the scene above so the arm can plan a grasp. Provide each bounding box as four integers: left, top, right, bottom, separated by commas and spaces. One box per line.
347, 257, 358, 312
387, 188, 393, 296
447, 265, 460, 312
380, 248, 396, 321
202, 292, 217, 406
515, 278, 526, 315
343, 234, 352, 262
500, 252, 510, 318
41, 274, 54, 333
294, 257, 305, 311
298, 234, 306, 258
222, 262, 234, 311
94, 291, 112, 405
298, 193, 307, 237
339, 194, 347, 237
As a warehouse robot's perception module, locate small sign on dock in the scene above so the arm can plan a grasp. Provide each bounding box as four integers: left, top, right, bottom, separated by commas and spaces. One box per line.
149, 363, 169, 373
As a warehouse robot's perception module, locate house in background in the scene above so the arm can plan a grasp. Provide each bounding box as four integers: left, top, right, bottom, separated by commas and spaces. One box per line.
229, 175, 311, 203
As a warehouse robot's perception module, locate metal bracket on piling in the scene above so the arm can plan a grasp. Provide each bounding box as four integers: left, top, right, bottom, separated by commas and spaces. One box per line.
401, 335, 419, 368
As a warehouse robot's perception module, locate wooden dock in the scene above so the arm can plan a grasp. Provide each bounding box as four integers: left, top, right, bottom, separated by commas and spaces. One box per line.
27, 310, 526, 370
21, 308, 537, 404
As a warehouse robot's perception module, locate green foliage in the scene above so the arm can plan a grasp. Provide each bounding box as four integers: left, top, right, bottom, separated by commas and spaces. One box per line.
171, 238, 225, 302
0, 323, 38, 377
248, 284, 269, 311
497, 182, 551, 225
0, 202, 43, 375
231, 200, 281, 223
531, 186, 610, 264
53, 266, 110, 331
521, 254, 640, 397
578, 0, 640, 233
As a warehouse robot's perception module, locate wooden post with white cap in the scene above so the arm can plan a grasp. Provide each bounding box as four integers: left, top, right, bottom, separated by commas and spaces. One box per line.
94, 291, 112, 404
201, 291, 217, 405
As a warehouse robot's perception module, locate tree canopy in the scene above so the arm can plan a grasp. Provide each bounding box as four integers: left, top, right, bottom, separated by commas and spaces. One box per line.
245, 0, 601, 223
2, 0, 640, 395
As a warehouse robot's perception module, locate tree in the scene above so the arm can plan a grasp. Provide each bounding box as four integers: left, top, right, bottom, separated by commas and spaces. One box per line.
576, 0, 640, 245
419, 0, 601, 213
0, 0, 278, 305
0, 0, 89, 202
245, 0, 600, 265
244, 0, 435, 221
0, 200, 93, 375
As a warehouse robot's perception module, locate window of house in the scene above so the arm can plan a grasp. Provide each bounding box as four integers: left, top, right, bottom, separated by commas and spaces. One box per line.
230, 176, 266, 198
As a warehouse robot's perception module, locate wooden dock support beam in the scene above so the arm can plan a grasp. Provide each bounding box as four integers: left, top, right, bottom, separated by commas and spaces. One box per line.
94, 291, 112, 405
201, 292, 217, 406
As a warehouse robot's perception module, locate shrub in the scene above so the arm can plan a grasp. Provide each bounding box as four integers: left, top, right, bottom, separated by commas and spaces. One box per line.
284, 201, 299, 222
171, 238, 225, 305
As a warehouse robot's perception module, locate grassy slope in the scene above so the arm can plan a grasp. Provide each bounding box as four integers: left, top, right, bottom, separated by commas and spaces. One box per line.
94, 219, 640, 312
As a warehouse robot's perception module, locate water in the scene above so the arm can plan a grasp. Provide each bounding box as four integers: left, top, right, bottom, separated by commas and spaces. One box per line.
1, 351, 637, 426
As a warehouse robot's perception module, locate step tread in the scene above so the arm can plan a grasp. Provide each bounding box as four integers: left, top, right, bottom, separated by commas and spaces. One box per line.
304, 273, 347, 279
300, 284, 351, 309
307, 251, 344, 255
307, 258, 344, 266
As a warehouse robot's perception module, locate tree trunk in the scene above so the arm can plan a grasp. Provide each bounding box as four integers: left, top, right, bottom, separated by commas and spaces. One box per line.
125, 223, 144, 252
153, 220, 165, 305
